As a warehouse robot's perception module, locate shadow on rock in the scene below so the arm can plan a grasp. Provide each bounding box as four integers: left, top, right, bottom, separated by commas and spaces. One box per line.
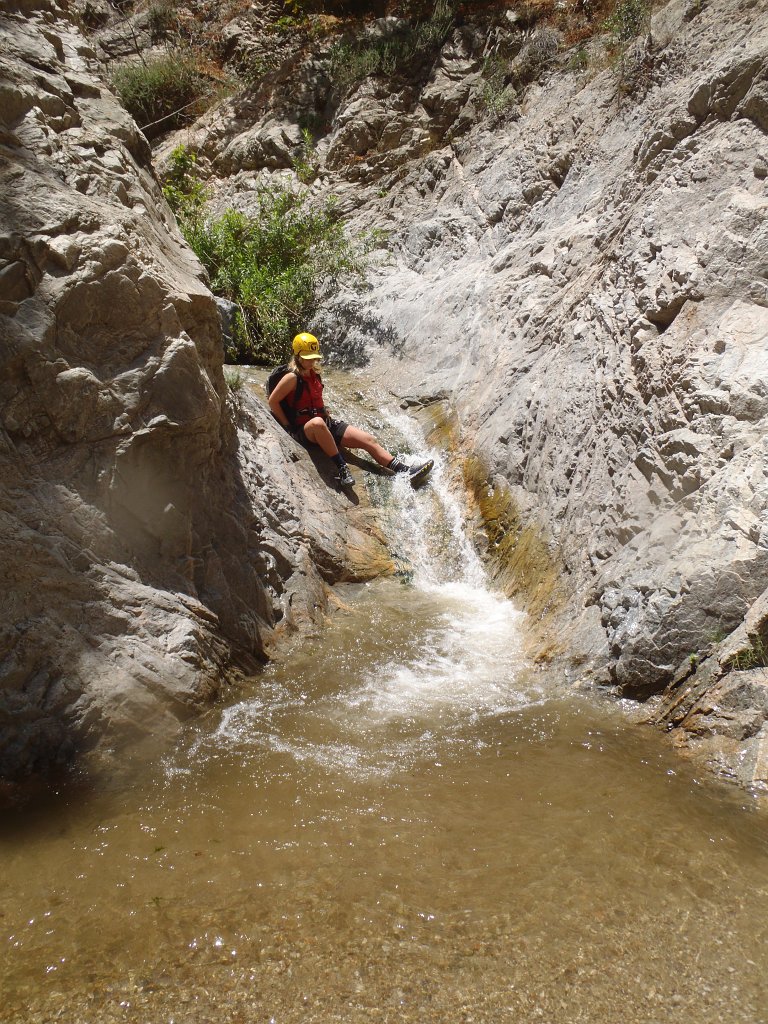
304, 443, 361, 504
345, 451, 392, 477
315, 301, 404, 368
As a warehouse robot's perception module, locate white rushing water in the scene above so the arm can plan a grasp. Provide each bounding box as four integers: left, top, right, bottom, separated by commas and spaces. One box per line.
380, 409, 487, 589
207, 408, 534, 779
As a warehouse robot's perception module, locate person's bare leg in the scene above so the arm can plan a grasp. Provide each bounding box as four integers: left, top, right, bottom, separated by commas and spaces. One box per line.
303, 417, 339, 456
339, 425, 393, 467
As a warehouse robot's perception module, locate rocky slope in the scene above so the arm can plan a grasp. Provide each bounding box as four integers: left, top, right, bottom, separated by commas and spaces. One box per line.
0, 0, 389, 790
167, 0, 768, 786
2, 0, 767, 792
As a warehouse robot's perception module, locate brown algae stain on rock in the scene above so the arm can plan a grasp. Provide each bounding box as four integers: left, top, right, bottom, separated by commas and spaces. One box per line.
424, 404, 565, 661
463, 456, 564, 635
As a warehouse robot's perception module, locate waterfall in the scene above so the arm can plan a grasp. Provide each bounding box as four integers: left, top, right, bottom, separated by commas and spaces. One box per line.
377, 408, 487, 589
205, 405, 534, 779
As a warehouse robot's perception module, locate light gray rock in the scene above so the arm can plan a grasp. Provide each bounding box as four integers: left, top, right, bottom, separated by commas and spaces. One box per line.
652, 582, 768, 787
6, 0, 768, 790
0, 3, 390, 788
252, 0, 768, 776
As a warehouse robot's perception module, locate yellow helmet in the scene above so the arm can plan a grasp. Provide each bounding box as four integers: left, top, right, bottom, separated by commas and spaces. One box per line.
292, 332, 322, 360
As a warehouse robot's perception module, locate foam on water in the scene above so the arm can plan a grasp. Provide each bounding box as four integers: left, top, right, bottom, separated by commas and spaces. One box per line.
203, 407, 531, 778
342, 586, 526, 722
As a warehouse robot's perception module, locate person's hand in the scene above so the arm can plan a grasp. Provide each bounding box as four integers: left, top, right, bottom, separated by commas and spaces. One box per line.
283, 423, 301, 442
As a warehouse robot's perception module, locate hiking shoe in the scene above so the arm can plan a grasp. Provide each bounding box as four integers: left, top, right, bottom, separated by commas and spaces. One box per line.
389, 454, 434, 484
408, 458, 434, 486
335, 465, 354, 487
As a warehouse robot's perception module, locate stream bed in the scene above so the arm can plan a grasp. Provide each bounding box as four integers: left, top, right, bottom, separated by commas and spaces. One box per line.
2, 394, 768, 1023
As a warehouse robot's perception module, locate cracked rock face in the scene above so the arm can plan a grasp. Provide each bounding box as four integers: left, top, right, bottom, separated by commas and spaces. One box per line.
0, 2, 389, 787
335, 3, 768, 699
170, 0, 768, 780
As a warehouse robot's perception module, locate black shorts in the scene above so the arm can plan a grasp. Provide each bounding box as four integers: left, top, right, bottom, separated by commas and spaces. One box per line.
328, 417, 349, 446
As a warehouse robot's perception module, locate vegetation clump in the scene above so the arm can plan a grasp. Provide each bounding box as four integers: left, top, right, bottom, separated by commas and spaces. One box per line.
161, 143, 209, 217
163, 145, 379, 365
146, 0, 177, 41
111, 51, 210, 136
724, 635, 768, 672
328, 0, 455, 91
479, 54, 518, 121
603, 0, 651, 42
223, 367, 245, 392
568, 45, 590, 73
293, 127, 319, 184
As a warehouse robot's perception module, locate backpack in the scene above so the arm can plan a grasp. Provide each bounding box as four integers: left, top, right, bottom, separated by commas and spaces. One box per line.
266, 364, 305, 425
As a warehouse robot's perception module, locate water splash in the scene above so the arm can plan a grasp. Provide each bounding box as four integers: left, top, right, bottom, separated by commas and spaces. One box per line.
187, 405, 532, 780
379, 409, 486, 589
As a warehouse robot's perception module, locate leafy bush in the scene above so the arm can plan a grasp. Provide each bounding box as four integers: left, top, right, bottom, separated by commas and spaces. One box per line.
162, 144, 209, 218
164, 149, 379, 363
293, 127, 319, 184
568, 45, 590, 72
111, 51, 209, 136
329, 0, 455, 91
224, 367, 245, 392
479, 54, 518, 121
603, 0, 650, 43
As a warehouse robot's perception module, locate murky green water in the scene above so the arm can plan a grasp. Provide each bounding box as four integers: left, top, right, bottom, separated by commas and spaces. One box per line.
2, 409, 768, 1023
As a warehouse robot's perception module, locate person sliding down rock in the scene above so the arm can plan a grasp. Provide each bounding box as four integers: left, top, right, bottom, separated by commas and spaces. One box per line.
268, 332, 433, 489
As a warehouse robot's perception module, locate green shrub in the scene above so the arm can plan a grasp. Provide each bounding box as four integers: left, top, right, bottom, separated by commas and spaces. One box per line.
111, 51, 209, 135
603, 0, 650, 43
568, 45, 589, 72
328, 0, 455, 91
329, 39, 397, 89
224, 367, 245, 392
293, 127, 318, 184
162, 144, 209, 218
479, 54, 517, 120
232, 52, 278, 86
726, 636, 768, 672
164, 150, 379, 363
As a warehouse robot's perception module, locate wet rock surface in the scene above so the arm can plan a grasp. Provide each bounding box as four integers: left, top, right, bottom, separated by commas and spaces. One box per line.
165, 0, 768, 782
3, 0, 768, 788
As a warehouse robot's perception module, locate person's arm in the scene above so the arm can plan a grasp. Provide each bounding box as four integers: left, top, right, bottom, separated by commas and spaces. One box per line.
268, 372, 298, 428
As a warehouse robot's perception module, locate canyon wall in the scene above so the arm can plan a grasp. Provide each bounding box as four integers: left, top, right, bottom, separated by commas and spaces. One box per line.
171, 0, 768, 785
0, 0, 389, 787
2, 0, 767, 790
